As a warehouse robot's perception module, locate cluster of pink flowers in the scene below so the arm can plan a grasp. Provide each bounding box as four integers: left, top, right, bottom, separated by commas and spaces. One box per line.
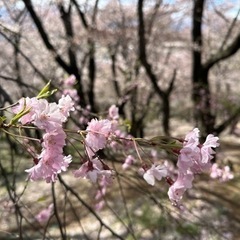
168, 128, 219, 206
61, 75, 79, 103
73, 106, 120, 184
210, 163, 234, 182
13, 95, 75, 182
11, 93, 229, 209
95, 174, 113, 210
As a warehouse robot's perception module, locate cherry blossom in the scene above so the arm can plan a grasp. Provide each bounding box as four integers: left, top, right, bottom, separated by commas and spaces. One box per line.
85, 119, 113, 157
15, 95, 75, 182
177, 128, 219, 174
58, 95, 75, 118
73, 158, 113, 183
108, 105, 119, 120
168, 171, 194, 204
26, 153, 72, 182
210, 163, 234, 182
64, 74, 76, 86
201, 134, 220, 163
139, 164, 168, 186
122, 155, 136, 169
35, 204, 53, 223
12, 97, 38, 125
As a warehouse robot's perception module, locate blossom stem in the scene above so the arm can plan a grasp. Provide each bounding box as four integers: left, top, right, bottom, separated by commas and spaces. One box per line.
132, 139, 143, 164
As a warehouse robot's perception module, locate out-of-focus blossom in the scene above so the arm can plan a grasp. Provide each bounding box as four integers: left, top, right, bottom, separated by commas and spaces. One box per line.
64, 74, 76, 86
35, 204, 53, 223
108, 105, 119, 120
210, 163, 234, 182
122, 155, 135, 169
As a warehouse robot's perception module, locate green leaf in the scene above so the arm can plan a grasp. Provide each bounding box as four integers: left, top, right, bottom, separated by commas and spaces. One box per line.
0, 116, 7, 126
8, 98, 31, 126
37, 80, 57, 99
9, 108, 31, 126
37, 196, 47, 202
122, 119, 132, 132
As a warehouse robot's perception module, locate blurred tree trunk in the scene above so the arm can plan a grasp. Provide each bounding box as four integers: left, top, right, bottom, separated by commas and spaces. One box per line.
137, 0, 176, 136
192, 0, 240, 137
23, 0, 101, 110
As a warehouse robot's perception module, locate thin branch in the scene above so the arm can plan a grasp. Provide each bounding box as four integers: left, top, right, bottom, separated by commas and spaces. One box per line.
220, 7, 240, 51
71, 0, 89, 29
51, 183, 67, 240
58, 175, 125, 240
203, 32, 240, 71
138, 0, 164, 97
22, 0, 71, 73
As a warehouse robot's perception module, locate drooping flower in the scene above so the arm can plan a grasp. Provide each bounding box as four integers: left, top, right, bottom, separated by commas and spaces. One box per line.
26, 153, 72, 183
168, 171, 194, 204
177, 128, 219, 174
33, 100, 64, 131
42, 129, 66, 154
58, 94, 75, 118
210, 163, 234, 182
139, 164, 168, 186
201, 134, 219, 163
85, 119, 112, 157
210, 163, 223, 179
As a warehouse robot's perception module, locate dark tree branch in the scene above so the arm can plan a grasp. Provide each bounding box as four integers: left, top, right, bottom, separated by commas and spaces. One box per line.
23, 0, 86, 106
203, 32, 240, 71
71, 0, 89, 29
0, 85, 14, 105
138, 0, 164, 98
146, 0, 162, 37
192, 0, 204, 85
215, 106, 240, 134
166, 69, 177, 95
219, 7, 240, 51
22, 0, 70, 73
0, 31, 47, 83
109, 44, 121, 98
57, 2, 80, 81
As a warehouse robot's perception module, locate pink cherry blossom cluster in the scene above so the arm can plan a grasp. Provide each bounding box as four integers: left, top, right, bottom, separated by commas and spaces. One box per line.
9, 94, 226, 209
168, 128, 220, 206
13, 95, 75, 182
95, 174, 113, 210
72, 107, 118, 184
60, 75, 80, 103
210, 163, 234, 182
